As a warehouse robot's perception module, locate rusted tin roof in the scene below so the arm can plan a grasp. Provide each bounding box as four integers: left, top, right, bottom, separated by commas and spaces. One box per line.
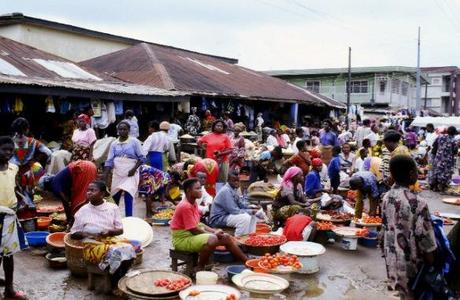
81, 42, 331, 106
0, 36, 186, 100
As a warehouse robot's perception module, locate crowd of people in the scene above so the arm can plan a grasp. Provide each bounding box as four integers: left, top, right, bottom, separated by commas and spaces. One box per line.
0, 106, 459, 299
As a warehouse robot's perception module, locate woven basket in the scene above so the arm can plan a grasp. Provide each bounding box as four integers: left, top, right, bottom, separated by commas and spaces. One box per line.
64, 233, 87, 276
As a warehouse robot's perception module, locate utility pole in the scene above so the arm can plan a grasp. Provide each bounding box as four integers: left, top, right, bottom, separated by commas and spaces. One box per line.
346, 47, 351, 130
415, 26, 421, 115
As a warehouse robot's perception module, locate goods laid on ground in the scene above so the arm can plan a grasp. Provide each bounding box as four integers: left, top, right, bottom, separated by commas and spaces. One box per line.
258, 253, 302, 273
153, 209, 174, 220
442, 198, 460, 205
280, 241, 326, 274
232, 271, 289, 295
179, 284, 240, 300
154, 277, 190, 291
315, 221, 335, 231
238, 234, 287, 256
316, 211, 353, 223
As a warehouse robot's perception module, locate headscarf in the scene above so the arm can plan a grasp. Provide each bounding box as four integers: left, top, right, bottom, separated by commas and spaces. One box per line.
77, 114, 91, 125
159, 121, 170, 130
281, 166, 302, 189
233, 122, 246, 132
311, 158, 323, 167
308, 148, 321, 159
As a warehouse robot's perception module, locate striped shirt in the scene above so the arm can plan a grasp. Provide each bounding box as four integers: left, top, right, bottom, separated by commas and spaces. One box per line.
70, 201, 122, 234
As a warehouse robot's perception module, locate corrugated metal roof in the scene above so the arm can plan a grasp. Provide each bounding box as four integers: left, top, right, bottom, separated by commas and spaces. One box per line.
0, 36, 186, 98
81, 42, 333, 106
421, 66, 459, 73
264, 66, 420, 76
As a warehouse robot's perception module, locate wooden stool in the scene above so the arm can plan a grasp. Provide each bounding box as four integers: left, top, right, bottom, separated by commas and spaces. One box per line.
169, 249, 198, 277
86, 263, 112, 294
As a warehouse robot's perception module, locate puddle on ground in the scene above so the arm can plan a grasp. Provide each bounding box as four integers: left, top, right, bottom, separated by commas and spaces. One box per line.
302, 277, 325, 298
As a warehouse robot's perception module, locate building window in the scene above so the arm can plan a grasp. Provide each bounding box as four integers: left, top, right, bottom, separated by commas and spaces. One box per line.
379, 80, 386, 94
305, 80, 320, 93
432, 78, 440, 85
391, 79, 400, 94
346, 80, 368, 93
443, 76, 451, 93
401, 81, 409, 96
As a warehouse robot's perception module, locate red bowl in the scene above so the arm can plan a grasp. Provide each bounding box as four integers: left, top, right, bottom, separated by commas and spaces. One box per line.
46, 232, 66, 248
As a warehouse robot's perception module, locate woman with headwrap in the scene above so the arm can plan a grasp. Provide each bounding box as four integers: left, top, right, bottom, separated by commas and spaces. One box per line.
189, 158, 219, 197
10, 117, 51, 202
185, 107, 201, 136
71, 114, 97, 161
198, 120, 233, 183
202, 110, 216, 132
271, 166, 307, 227
229, 123, 246, 172
38, 160, 97, 223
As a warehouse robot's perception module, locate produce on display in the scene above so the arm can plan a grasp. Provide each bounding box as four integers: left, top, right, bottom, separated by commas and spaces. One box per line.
153, 209, 174, 220
243, 234, 287, 247
362, 216, 382, 224
356, 228, 369, 237
154, 277, 190, 291
315, 221, 334, 231
226, 294, 237, 300
258, 253, 302, 270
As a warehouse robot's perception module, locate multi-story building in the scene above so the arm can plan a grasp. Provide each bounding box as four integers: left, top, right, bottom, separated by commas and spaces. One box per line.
421, 66, 460, 115
266, 66, 430, 112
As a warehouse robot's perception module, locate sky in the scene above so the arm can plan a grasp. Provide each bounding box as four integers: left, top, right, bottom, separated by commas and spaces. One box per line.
1, 0, 460, 71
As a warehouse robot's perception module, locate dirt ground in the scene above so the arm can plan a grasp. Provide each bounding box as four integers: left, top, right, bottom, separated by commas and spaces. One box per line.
10, 189, 459, 300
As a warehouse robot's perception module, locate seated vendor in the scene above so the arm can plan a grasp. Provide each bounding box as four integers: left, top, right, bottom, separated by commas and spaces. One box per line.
254, 146, 283, 181
209, 171, 263, 237
138, 164, 171, 219
283, 209, 317, 242
349, 171, 381, 219
272, 166, 308, 228
305, 158, 324, 198
195, 171, 213, 215
70, 181, 136, 290
170, 178, 248, 271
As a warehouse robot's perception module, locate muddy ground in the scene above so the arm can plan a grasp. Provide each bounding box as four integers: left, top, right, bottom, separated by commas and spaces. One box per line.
10, 190, 458, 300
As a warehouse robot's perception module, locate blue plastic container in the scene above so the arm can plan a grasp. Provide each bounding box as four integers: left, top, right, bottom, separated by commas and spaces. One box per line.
213, 250, 235, 263
25, 231, 49, 247
225, 265, 247, 280
358, 231, 378, 248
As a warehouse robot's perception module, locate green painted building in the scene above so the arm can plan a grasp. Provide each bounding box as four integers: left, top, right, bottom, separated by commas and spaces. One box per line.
266, 66, 429, 110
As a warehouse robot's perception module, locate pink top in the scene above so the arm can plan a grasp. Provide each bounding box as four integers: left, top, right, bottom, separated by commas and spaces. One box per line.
70, 201, 122, 234
72, 128, 97, 147
170, 199, 201, 230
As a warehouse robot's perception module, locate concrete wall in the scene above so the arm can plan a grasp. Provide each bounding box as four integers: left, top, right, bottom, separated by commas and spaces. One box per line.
0, 24, 130, 62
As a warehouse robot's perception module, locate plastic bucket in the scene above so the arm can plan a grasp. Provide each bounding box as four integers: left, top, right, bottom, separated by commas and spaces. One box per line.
340, 237, 358, 250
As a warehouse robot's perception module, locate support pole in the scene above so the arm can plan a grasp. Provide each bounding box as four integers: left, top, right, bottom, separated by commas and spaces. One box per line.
346, 47, 351, 129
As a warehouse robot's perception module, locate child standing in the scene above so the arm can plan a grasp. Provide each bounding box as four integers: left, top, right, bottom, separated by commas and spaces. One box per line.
328, 146, 341, 194
0, 136, 27, 299
380, 155, 436, 299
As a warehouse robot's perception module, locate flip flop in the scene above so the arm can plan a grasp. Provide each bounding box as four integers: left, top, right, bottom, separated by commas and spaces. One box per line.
4, 291, 28, 300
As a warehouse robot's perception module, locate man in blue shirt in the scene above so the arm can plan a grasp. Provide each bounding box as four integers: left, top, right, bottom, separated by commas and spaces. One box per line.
328, 146, 342, 193
319, 121, 338, 146
209, 172, 259, 236
349, 171, 381, 218
305, 158, 324, 198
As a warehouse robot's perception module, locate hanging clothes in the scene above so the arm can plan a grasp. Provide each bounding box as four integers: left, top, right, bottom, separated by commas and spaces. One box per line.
114, 101, 124, 115
91, 99, 102, 117
45, 96, 56, 113
13, 96, 23, 113
92, 103, 109, 129
1, 99, 11, 113
106, 102, 116, 124
59, 100, 71, 114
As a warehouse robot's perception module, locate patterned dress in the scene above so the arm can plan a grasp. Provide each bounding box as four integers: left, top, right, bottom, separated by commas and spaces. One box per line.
428, 134, 459, 188
380, 185, 437, 298
185, 114, 201, 136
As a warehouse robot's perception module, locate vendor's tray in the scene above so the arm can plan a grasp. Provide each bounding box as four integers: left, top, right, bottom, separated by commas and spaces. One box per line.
280, 241, 325, 257
332, 226, 366, 238
125, 270, 191, 297
442, 198, 460, 205
439, 212, 460, 220
118, 276, 178, 300
354, 216, 382, 227
237, 234, 287, 255
179, 284, 240, 300
232, 271, 289, 294
316, 211, 353, 223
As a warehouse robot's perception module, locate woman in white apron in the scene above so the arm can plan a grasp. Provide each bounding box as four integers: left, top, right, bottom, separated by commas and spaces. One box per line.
104, 121, 145, 217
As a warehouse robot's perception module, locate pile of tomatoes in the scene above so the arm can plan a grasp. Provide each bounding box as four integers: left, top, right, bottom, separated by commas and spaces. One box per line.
154, 277, 190, 291
226, 294, 237, 300
259, 253, 302, 270
244, 234, 286, 247
362, 216, 382, 224
316, 221, 334, 231
356, 228, 369, 237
